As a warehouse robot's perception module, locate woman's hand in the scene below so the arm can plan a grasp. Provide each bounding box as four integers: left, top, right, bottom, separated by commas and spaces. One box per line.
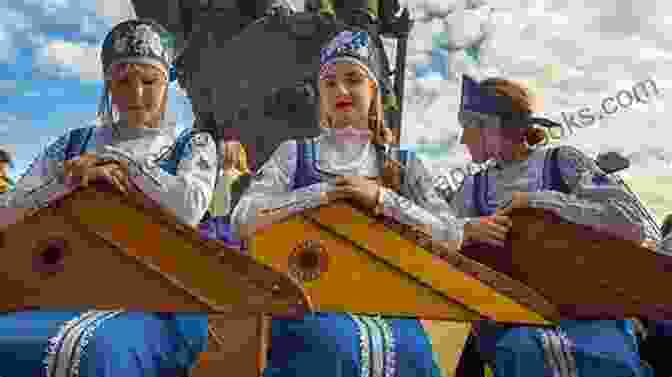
63, 153, 101, 187
69, 157, 131, 195
90, 161, 131, 194
495, 191, 530, 216
463, 215, 513, 248
333, 175, 380, 210
640, 239, 658, 251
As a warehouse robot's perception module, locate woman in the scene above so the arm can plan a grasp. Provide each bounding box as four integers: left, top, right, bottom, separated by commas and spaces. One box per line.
231, 29, 464, 377
0, 19, 217, 377
199, 139, 252, 247
0, 149, 14, 193
451, 74, 658, 377
212, 140, 252, 220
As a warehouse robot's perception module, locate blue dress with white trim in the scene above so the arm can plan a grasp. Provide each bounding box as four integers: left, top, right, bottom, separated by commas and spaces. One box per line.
0, 125, 217, 377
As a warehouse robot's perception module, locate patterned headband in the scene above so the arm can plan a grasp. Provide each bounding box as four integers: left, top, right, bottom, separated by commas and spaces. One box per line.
319, 30, 381, 87
460, 75, 504, 116
101, 19, 177, 82
460, 75, 563, 130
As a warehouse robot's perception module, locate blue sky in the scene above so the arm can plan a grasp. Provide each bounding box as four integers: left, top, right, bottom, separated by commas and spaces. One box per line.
0, 0, 192, 180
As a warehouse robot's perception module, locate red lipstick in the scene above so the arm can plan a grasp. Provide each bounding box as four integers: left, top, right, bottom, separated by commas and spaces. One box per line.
335, 96, 353, 110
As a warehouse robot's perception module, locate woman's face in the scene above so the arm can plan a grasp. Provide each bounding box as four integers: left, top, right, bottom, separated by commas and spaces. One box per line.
108, 63, 167, 128
0, 161, 9, 178
319, 62, 374, 130
459, 111, 527, 162
459, 111, 488, 161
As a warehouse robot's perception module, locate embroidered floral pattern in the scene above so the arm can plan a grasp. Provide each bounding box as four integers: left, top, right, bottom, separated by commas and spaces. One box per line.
44, 311, 99, 377
70, 311, 124, 377
372, 317, 397, 377
537, 328, 578, 377
320, 30, 371, 67
349, 315, 398, 377
361, 316, 385, 377
112, 23, 164, 59
350, 315, 371, 377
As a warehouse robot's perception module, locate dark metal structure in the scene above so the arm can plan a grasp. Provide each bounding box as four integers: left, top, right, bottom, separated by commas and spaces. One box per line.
130, 0, 413, 169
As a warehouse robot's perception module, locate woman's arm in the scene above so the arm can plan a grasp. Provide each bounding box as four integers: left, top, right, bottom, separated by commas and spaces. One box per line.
229, 140, 340, 240
659, 233, 672, 254
379, 152, 464, 245
98, 130, 218, 226
1, 131, 76, 210
526, 145, 660, 243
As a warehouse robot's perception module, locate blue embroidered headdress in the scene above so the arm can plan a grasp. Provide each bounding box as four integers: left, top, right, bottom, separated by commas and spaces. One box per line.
101, 19, 177, 82
459, 74, 562, 130
319, 30, 384, 91
460, 74, 503, 117
97, 19, 178, 124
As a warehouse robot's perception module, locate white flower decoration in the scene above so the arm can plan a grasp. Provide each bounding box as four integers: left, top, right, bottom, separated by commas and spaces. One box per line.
132, 24, 164, 57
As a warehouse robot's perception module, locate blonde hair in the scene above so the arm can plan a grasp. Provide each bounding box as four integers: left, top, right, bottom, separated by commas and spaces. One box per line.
220, 140, 251, 175
318, 74, 402, 192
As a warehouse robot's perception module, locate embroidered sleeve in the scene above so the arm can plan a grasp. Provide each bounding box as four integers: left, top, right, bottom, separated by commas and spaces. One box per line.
526, 145, 660, 242
660, 233, 672, 255
230, 140, 337, 241
380, 152, 463, 243
1, 131, 73, 210
99, 130, 218, 226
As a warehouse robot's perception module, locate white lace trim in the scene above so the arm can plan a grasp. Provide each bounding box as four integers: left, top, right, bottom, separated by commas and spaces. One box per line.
314, 136, 378, 176
44, 310, 124, 377
44, 311, 100, 377
70, 311, 124, 377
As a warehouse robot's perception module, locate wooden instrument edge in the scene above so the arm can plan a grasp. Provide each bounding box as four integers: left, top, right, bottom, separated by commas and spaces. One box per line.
302, 201, 561, 324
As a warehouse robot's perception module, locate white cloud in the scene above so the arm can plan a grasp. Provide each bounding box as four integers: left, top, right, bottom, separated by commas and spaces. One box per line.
34, 39, 101, 82
95, 0, 136, 25
401, 0, 672, 181
0, 6, 31, 65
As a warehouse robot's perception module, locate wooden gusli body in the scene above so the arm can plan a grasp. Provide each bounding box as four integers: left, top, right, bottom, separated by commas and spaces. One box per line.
0, 183, 310, 377
249, 200, 557, 325
460, 207, 672, 321
253, 202, 672, 323
247, 200, 558, 376
4, 186, 667, 377
247, 201, 672, 376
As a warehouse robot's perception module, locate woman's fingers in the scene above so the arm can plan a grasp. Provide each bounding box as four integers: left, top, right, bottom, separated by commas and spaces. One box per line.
479, 217, 510, 235
495, 205, 513, 216
101, 167, 126, 194
491, 215, 513, 228
64, 157, 95, 185
80, 166, 92, 188
487, 221, 510, 237
109, 167, 128, 194
469, 218, 509, 246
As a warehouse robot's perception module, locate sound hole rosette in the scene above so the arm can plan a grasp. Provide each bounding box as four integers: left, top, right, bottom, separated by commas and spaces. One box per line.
32, 236, 70, 275
288, 240, 329, 283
